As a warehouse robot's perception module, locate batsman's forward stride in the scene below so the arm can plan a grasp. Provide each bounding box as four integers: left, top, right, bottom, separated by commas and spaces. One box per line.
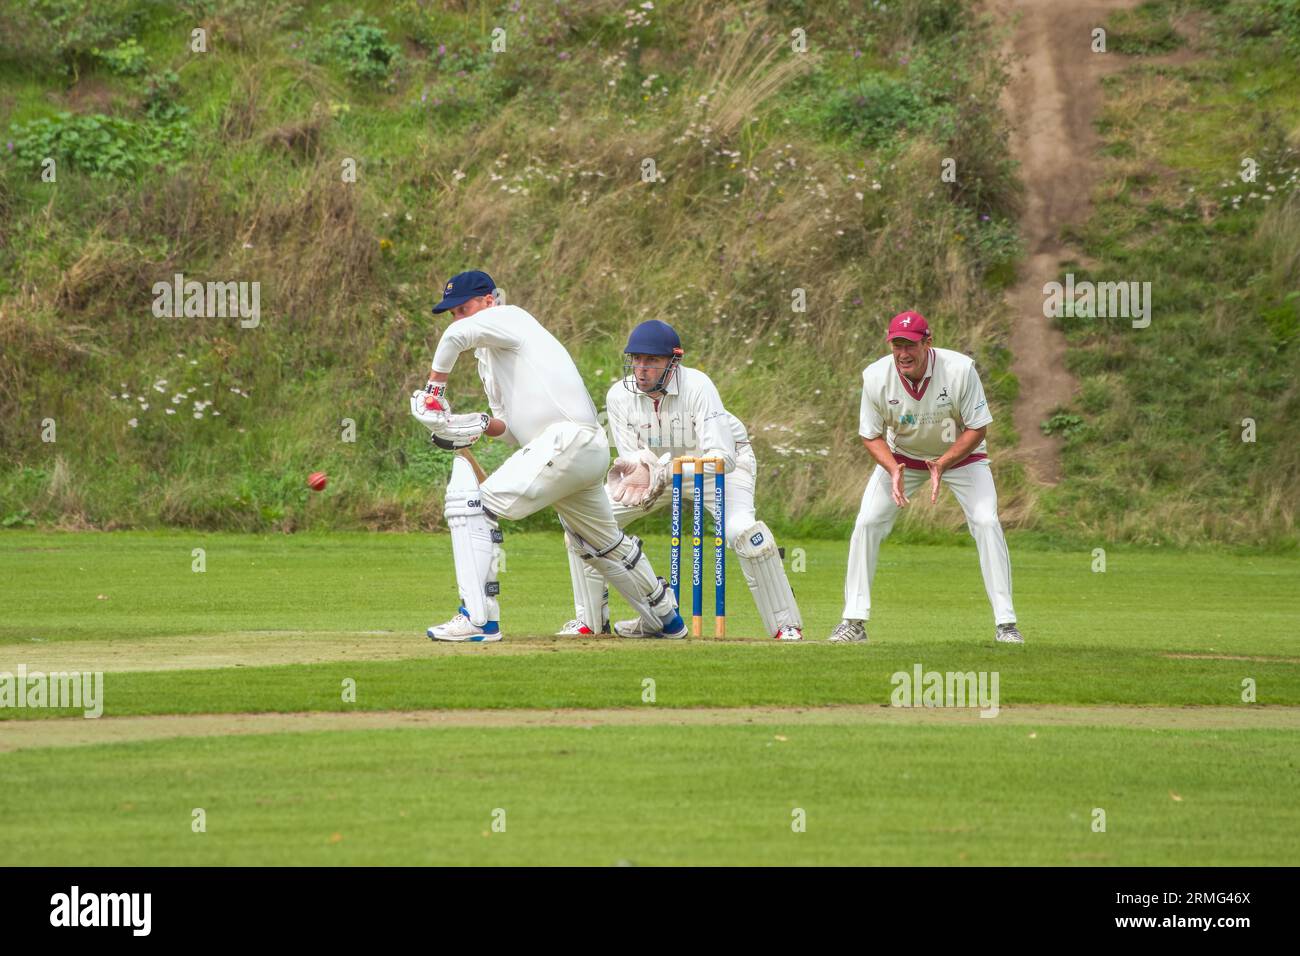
557, 320, 803, 640
410, 270, 686, 643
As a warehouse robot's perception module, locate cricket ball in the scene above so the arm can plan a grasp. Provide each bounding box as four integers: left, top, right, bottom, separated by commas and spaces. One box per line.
308, 471, 328, 492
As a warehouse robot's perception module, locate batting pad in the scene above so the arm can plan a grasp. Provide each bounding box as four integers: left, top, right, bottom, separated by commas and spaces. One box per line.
568, 530, 677, 631
444, 455, 502, 627
565, 546, 609, 633
733, 521, 801, 637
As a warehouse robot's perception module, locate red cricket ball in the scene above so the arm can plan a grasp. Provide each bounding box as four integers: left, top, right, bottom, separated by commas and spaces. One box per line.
308, 471, 328, 492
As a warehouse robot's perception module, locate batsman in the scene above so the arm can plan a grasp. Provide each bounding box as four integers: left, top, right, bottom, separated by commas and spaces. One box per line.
411, 271, 686, 642
557, 320, 804, 641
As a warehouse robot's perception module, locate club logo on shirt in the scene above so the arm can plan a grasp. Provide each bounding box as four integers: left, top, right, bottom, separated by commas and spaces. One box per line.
937, 387, 949, 401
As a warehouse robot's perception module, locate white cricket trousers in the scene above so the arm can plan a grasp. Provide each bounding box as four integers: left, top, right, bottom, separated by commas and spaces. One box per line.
842, 460, 1017, 625
477, 421, 623, 550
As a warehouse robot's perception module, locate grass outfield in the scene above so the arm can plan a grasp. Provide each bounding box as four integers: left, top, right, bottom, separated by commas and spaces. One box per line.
1, 723, 1296, 865
3, 530, 1296, 650
2, 531, 1297, 864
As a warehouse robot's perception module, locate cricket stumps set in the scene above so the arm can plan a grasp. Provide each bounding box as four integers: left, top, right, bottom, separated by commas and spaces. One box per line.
670, 456, 725, 638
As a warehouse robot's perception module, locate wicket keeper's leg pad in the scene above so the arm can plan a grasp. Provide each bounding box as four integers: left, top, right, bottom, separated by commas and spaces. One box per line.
732, 521, 801, 637
567, 530, 678, 630
444, 455, 503, 627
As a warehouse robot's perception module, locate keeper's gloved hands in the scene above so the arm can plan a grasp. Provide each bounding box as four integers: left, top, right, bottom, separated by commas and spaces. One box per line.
606, 450, 669, 507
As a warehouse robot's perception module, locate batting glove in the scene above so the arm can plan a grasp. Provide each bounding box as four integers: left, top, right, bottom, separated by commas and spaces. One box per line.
410, 389, 449, 431
431, 412, 491, 450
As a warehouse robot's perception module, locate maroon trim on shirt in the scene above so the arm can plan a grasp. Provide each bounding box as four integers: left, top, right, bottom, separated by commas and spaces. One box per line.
894, 354, 931, 400
893, 452, 988, 471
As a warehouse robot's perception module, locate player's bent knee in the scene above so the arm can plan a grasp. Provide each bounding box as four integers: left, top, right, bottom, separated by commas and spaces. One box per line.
724, 514, 755, 547
476, 488, 527, 522
967, 512, 1002, 535
732, 520, 778, 558
857, 512, 895, 534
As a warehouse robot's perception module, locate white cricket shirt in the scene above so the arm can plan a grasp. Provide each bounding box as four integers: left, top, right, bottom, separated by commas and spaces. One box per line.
606, 365, 748, 473
431, 304, 598, 446
859, 347, 993, 464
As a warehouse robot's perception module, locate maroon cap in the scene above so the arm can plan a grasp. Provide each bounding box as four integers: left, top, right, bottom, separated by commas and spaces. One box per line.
887, 310, 930, 342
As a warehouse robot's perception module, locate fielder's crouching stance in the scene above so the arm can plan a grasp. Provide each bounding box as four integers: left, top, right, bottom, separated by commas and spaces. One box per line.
412, 271, 686, 643
828, 311, 1024, 645
558, 320, 803, 640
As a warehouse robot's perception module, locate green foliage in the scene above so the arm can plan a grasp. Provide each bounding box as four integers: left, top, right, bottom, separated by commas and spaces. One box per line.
11, 0, 149, 72
1272, 0, 1300, 52
8, 108, 190, 177
1212, 0, 1300, 52
10, 113, 140, 177
819, 73, 945, 148
322, 13, 402, 86
91, 36, 147, 75
1, 509, 36, 528
142, 69, 186, 123
0, 0, 1288, 546
1041, 412, 1085, 438
1107, 2, 1185, 54
1261, 291, 1300, 350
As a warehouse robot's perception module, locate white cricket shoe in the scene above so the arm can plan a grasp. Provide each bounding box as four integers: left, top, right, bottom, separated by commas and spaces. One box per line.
613, 613, 688, 640
995, 623, 1024, 644
827, 620, 868, 643
775, 625, 803, 642
555, 619, 608, 636
428, 613, 502, 643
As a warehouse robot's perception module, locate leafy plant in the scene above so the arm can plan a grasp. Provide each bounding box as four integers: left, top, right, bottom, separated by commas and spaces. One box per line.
1041, 412, 1086, 437
92, 36, 147, 75
9, 110, 191, 178
2, 509, 37, 528
322, 14, 401, 85
820, 74, 943, 148
142, 70, 187, 123
14, 0, 148, 73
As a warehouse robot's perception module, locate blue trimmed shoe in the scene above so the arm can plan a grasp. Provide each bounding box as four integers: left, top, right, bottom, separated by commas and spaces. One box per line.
428, 608, 502, 643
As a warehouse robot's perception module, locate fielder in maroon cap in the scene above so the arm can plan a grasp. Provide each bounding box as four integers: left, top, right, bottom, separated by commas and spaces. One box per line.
827, 311, 1024, 645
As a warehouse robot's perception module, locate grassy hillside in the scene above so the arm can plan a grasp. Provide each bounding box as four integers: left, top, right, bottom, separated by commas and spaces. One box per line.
1045, 0, 1300, 547
0, 0, 1294, 548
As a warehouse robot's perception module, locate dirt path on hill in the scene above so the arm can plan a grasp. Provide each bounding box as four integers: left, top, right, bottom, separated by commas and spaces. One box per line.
992, 0, 1134, 482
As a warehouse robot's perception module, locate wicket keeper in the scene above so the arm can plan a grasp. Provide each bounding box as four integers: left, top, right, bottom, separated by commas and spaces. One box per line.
558, 320, 804, 640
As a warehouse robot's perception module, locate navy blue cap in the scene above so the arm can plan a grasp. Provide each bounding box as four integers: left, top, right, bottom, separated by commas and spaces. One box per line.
432, 270, 496, 314
624, 319, 683, 357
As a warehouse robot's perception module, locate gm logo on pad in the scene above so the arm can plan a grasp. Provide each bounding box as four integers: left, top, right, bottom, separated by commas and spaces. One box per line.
750, 532, 764, 546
